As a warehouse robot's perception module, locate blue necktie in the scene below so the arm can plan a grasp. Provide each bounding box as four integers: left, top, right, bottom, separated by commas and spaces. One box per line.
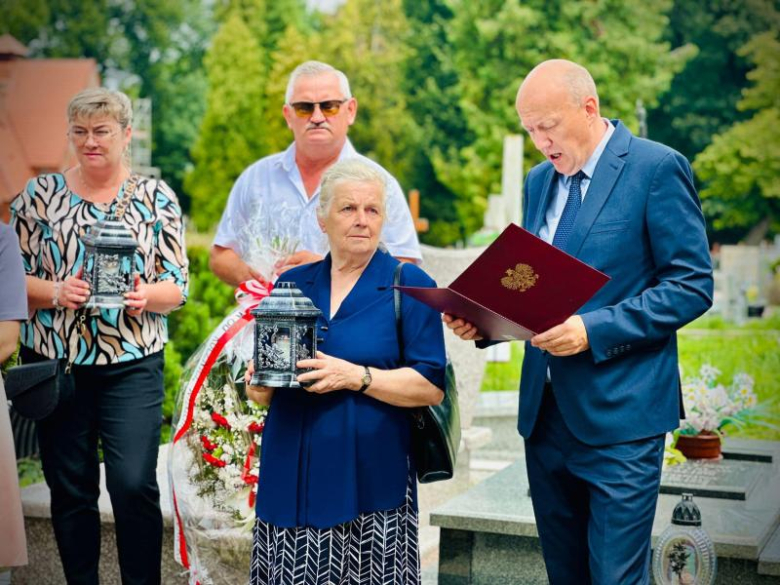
552, 171, 586, 249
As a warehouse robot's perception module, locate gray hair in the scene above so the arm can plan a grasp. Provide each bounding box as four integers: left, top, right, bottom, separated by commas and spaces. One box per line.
285, 61, 352, 103
318, 159, 387, 219
67, 87, 133, 128
561, 62, 599, 106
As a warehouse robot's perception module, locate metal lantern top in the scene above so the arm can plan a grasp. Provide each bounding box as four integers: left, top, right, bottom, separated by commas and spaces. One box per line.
250, 281, 322, 320
83, 214, 138, 251
671, 493, 702, 526
82, 214, 138, 309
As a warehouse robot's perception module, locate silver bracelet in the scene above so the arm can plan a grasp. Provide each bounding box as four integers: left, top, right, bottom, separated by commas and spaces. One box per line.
52, 280, 64, 310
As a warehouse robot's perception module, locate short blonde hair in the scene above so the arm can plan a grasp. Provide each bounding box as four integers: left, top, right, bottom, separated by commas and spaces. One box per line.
318, 159, 387, 218
67, 87, 133, 128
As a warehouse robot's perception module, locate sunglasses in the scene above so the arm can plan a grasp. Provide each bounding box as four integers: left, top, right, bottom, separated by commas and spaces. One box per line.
290, 99, 349, 118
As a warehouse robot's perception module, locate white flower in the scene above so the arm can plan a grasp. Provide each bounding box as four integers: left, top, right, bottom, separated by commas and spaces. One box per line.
699, 364, 721, 384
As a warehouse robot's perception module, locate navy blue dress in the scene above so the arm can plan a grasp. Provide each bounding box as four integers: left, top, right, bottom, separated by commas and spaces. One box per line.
255, 250, 447, 530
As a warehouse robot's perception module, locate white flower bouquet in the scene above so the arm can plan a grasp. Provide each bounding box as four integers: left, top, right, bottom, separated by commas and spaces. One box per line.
169, 342, 265, 585
679, 364, 774, 436
168, 201, 302, 584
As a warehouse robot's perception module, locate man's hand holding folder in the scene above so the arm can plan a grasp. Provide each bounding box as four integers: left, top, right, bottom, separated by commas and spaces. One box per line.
396, 224, 610, 345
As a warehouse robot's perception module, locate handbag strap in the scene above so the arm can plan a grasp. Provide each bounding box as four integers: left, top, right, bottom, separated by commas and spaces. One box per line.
393, 263, 426, 428
64, 308, 87, 374
112, 174, 139, 220
393, 262, 404, 358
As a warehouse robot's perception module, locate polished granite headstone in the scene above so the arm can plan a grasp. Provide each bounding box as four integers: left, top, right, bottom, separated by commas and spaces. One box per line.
660, 458, 765, 500
432, 438, 780, 584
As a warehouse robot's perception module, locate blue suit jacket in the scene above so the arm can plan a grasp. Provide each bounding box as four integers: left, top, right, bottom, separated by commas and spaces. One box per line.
519, 121, 713, 446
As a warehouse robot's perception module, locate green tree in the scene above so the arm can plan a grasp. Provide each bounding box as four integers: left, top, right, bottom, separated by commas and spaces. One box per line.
647, 0, 780, 162
402, 0, 473, 246
0, 0, 210, 212
261, 25, 323, 155
316, 0, 420, 187
693, 32, 780, 242
184, 12, 268, 231
0, 0, 50, 43
439, 0, 693, 241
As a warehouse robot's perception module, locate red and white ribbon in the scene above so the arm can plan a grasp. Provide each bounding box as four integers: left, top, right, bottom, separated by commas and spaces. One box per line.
170, 279, 272, 581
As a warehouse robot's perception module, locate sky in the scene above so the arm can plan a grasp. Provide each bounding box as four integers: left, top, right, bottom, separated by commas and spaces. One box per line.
306, 0, 345, 13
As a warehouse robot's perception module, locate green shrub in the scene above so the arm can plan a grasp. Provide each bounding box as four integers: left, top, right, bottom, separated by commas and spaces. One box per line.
163, 245, 235, 429
481, 325, 780, 440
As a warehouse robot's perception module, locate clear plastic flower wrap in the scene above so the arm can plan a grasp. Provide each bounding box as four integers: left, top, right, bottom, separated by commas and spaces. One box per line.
169, 197, 302, 584
225, 199, 302, 364
169, 312, 264, 585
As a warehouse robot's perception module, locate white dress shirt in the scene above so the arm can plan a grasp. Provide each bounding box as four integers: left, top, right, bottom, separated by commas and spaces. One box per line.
213, 140, 422, 263
538, 119, 615, 244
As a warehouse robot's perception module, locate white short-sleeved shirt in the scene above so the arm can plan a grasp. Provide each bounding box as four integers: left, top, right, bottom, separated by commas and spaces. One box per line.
213, 140, 422, 268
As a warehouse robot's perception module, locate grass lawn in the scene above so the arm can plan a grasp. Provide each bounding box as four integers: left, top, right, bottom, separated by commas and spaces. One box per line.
481, 321, 780, 441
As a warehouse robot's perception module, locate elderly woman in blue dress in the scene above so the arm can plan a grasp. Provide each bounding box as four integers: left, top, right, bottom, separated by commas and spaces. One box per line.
245, 159, 447, 584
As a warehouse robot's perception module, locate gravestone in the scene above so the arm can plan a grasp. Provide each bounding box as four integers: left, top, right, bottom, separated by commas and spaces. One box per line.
432, 438, 780, 584
660, 458, 765, 501
420, 244, 489, 433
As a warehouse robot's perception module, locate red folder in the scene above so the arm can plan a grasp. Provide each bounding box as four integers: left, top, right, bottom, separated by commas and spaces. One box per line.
397, 224, 610, 341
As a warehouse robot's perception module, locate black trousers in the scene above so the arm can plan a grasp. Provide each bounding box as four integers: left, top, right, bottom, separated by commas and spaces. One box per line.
23, 347, 165, 585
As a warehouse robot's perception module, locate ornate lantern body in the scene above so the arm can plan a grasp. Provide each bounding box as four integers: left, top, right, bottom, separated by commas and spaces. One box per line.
250, 282, 322, 388
653, 493, 717, 585
82, 215, 138, 309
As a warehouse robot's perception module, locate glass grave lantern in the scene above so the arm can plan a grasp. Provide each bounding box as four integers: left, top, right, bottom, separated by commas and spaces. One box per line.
653, 493, 717, 585
82, 215, 138, 309
250, 282, 322, 388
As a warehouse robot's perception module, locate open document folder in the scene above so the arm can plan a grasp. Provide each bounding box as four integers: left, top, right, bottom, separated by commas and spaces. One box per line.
396, 223, 610, 341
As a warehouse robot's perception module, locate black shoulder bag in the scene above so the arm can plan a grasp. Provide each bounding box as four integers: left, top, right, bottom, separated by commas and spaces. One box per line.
394, 262, 461, 483
5, 313, 84, 420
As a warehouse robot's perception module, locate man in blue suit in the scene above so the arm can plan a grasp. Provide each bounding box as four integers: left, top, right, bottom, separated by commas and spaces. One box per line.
446, 59, 713, 583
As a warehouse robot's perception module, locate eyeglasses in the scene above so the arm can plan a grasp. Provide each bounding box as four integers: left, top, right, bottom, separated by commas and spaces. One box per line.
68, 127, 119, 144
289, 99, 349, 118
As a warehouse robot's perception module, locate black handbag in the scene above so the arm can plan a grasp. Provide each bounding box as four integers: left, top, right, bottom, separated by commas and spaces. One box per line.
5, 359, 74, 420
5, 308, 87, 420
393, 262, 461, 483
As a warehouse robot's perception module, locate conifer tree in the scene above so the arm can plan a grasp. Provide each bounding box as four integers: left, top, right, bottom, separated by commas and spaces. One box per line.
694, 32, 780, 241
437, 0, 693, 241
185, 12, 268, 231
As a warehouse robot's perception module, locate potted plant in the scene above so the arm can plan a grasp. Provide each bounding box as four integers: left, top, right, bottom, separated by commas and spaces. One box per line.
674, 364, 777, 459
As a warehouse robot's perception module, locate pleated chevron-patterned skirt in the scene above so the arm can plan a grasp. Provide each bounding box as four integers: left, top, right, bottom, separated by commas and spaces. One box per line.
250, 476, 420, 585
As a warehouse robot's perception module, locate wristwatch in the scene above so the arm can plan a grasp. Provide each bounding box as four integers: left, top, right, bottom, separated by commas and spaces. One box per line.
358, 366, 372, 393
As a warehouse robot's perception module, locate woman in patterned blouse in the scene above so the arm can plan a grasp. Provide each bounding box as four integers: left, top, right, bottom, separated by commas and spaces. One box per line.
11, 87, 188, 584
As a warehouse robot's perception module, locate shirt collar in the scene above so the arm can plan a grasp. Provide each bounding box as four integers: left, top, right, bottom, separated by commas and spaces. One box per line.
579, 118, 615, 180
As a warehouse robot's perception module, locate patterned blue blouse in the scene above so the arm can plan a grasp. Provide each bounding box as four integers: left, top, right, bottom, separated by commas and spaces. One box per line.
11, 173, 188, 365
255, 250, 447, 529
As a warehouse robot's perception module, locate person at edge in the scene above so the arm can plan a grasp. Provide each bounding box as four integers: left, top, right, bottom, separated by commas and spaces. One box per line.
244, 159, 446, 585
445, 59, 713, 584
0, 222, 29, 582
210, 60, 421, 286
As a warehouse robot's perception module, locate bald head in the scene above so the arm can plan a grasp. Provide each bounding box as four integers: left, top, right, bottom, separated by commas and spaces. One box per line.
515, 59, 606, 176
517, 59, 599, 109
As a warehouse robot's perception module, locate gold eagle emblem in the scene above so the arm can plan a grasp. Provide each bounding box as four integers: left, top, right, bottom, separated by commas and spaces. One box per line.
500, 263, 539, 292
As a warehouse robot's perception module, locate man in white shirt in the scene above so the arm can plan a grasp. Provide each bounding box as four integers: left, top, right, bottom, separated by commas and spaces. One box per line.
210, 61, 421, 286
